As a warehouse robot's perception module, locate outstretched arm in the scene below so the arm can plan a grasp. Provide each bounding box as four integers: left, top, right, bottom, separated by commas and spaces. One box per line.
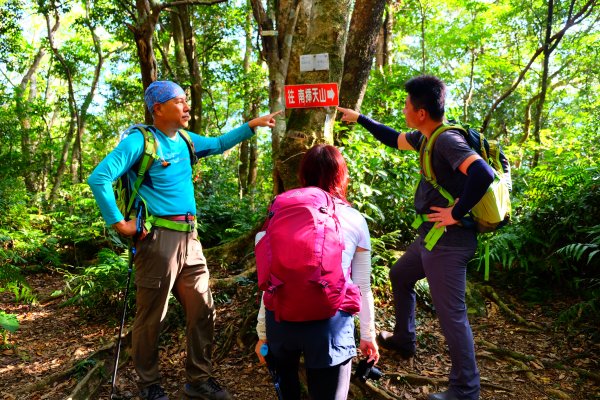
248, 110, 282, 129
191, 111, 283, 157
336, 107, 413, 150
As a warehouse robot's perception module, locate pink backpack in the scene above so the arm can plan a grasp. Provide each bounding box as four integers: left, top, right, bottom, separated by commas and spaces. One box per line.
255, 186, 361, 322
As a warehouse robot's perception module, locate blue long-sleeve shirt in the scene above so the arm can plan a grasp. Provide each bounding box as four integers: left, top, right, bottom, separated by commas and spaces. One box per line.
88, 124, 254, 225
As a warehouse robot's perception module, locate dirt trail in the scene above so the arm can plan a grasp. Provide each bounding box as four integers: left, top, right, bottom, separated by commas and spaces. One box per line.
1, 271, 599, 399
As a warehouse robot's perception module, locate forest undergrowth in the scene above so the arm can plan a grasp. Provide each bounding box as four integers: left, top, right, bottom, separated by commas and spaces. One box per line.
1, 268, 598, 400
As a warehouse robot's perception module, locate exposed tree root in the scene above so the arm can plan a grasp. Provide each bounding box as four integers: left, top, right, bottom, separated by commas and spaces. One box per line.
351, 377, 398, 399
204, 223, 262, 270
65, 360, 106, 400
505, 357, 540, 384
210, 266, 256, 291
13, 330, 132, 398
545, 387, 571, 399
237, 308, 259, 349
213, 321, 237, 363
479, 339, 600, 384
478, 285, 545, 330
385, 373, 511, 391
214, 300, 258, 363
387, 372, 444, 386
13, 364, 79, 396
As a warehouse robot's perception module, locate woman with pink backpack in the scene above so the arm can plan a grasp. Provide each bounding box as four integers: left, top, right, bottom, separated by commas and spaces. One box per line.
254, 144, 380, 400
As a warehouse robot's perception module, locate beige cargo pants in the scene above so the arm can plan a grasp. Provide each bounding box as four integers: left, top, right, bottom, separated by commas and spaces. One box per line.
132, 227, 214, 388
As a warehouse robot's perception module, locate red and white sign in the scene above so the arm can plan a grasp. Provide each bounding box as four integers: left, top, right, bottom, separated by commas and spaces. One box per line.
284, 83, 339, 108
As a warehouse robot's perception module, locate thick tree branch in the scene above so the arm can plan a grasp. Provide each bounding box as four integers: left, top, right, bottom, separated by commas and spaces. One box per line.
116, 0, 137, 20
481, 0, 597, 133
479, 339, 600, 384
18, 49, 46, 94
160, 0, 228, 10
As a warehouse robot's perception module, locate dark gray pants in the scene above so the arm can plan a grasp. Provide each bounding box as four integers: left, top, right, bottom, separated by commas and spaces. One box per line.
390, 238, 480, 400
133, 228, 215, 389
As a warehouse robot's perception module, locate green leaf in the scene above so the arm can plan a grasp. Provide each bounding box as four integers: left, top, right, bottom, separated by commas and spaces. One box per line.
0, 311, 19, 333
588, 250, 599, 265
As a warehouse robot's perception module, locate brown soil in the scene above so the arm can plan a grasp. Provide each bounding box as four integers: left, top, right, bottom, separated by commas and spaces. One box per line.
1, 271, 599, 400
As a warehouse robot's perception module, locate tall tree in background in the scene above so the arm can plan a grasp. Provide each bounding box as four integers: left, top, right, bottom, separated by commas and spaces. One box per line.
16, 48, 46, 193
480, 0, 598, 135
44, 0, 111, 203
177, 3, 203, 132
115, 0, 226, 123
238, 2, 260, 198
338, 0, 387, 115
252, 0, 386, 192
70, 0, 108, 184
250, 0, 297, 193
375, 3, 394, 71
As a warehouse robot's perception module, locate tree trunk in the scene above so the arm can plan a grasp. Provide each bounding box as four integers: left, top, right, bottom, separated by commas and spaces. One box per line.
71, 1, 105, 184
418, 0, 426, 74
250, 0, 298, 194
179, 4, 203, 133
336, 0, 386, 144
49, 115, 76, 205
171, 9, 188, 82
462, 47, 476, 121
523, 78, 566, 145
247, 134, 258, 189
155, 25, 177, 80
46, 11, 80, 205
239, 5, 260, 198
277, 0, 353, 191
531, 0, 554, 168
16, 48, 45, 193
131, 0, 161, 124
123, 2, 227, 126
375, 6, 393, 71
254, 0, 385, 192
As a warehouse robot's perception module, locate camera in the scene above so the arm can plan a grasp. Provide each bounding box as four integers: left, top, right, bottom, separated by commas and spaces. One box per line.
354, 358, 383, 382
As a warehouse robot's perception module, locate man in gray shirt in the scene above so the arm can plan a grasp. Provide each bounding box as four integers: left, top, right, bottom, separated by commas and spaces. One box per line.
337, 75, 494, 400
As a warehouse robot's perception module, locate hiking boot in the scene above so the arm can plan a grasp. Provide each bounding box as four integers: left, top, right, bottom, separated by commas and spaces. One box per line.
139, 383, 169, 400
184, 378, 233, 400
376, 331, 415, 359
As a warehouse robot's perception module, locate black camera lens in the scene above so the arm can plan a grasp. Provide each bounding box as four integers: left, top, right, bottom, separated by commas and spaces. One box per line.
355, 358, 383, 382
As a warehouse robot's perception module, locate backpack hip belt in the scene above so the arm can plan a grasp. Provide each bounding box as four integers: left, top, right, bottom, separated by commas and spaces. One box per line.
144, 214, 195, 233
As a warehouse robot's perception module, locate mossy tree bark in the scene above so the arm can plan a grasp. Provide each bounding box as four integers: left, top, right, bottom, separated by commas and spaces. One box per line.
253, 0, 386, 192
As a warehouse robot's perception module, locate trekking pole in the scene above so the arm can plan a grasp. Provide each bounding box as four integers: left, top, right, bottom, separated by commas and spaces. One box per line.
110, 244, 134, 399
260, 343, 283, 400
111, 210, 142, 399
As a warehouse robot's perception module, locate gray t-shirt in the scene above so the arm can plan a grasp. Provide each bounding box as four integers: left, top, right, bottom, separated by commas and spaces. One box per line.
406, 128, 478, 247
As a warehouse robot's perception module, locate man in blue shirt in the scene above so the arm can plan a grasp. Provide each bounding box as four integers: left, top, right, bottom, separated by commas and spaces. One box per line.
88, 81, 279, 400
338, 75, 494, 400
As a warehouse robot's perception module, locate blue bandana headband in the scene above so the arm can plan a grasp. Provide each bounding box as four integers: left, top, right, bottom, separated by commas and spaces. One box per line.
144, 81, 185, 112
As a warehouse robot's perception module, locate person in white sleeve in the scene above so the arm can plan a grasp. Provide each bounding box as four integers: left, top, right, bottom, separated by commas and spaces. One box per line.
254, 144, 379, 400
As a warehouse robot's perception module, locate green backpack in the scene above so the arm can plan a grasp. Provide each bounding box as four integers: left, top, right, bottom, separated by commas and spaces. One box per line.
414, 123, 512, 250
114, 125, 197, 221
